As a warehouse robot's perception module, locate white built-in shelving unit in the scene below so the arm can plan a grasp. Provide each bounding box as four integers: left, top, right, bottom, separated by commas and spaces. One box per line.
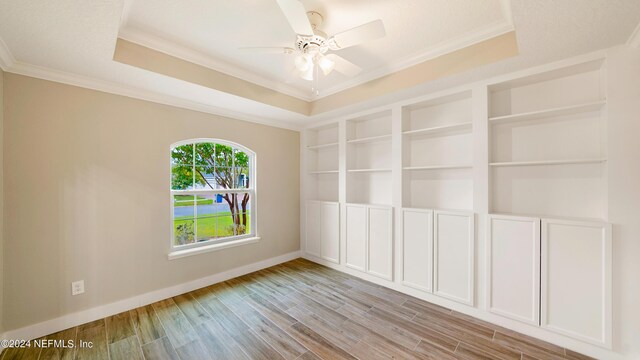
301, 55, 614, 353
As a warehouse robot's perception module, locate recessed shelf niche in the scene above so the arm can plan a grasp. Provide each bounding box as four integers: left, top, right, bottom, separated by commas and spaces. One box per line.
346, 111, 392, 205
305, 123, 339, 202
402, 91, 473, 211
488, 59, 607, 220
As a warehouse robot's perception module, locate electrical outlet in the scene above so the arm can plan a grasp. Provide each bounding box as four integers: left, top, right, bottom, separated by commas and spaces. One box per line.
71, 280, 85, 296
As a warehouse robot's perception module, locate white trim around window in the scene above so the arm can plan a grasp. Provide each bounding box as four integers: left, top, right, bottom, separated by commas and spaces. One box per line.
168, 138, 258, 258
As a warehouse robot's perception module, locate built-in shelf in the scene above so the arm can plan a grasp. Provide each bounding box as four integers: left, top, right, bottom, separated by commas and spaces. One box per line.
489, 158, 607, 167
489, 100, 606, 124
347, 134, 392, 144
348, 168, 392, 173
308, 170, 339, 175
306, 142, 338, 150
403, 122, 472, 137
403, 165, 473, 171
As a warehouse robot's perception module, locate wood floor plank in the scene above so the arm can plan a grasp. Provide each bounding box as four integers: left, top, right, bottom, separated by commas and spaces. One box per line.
414, 340, 460, 360
196, 296, 285, 360
296, 351, 322, 360
173, 339, 211, 360
285, 291, 348, 327
336, 304, 422, 350
402, 298, 453, 316
493, 331, 566, 360
233, 306, 308, 360
151, 298, 199, 349
105, 311, 136, 344
172, 293, 212, 327
74, 320, 109, 360
340, 319, 428, 360
195, 320, 249, 360
368, 307, 459, 353
108, 336, 144, 360
244, 292, 299, 329
348, 340, 395, 360
286, 305, 360, 351
454, 341, 521, 360
39, 327, 77, 360
130, 305, 166, 345
141, 337, 180, 360
284, 322, 357, 360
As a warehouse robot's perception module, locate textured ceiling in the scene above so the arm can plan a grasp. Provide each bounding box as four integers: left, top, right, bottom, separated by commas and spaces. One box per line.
0, 0, 639, 127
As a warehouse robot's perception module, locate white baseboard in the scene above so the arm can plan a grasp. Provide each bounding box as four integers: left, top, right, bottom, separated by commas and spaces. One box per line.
0, 250, 301, 346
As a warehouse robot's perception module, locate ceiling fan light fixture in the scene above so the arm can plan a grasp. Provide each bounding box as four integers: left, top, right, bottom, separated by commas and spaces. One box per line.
300, 65, 314, 81
317, 55, 335, 75
294, 53, 313, 72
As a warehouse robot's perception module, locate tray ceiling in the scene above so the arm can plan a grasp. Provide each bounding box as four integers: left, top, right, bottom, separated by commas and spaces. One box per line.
119, 0, 513, 99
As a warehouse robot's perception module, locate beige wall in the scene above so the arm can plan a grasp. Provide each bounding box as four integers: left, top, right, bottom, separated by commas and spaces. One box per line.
0, 69, 4, 333
2, 73, 300, 331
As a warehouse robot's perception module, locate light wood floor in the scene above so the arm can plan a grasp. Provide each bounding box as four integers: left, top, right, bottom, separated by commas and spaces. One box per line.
2, 258, 593, 360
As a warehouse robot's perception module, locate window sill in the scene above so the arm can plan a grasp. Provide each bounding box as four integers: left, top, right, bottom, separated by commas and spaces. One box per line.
168, 236, 260, 260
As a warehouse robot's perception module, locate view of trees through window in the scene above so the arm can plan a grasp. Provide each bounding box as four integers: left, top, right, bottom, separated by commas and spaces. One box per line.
171, 141, 253, 246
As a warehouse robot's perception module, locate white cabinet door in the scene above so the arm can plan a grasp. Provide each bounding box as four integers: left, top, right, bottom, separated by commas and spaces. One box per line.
541, 219, 611, 347
434, 210, 474, 305
305, 201, 322, 257
487, 215, 540, 325
320, 202, 340, 264
368, 206, 393, 280
402, 209, 433, 292
345, 204, 367, 271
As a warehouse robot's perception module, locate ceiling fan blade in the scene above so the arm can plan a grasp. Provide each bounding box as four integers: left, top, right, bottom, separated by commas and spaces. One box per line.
238, 47, 294, 54
329, 19, 386, 50
276, 0, 314, 36
326, 54, 362, 77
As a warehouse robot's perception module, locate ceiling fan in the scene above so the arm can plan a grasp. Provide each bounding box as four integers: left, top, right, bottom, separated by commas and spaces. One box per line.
240, 0, 386, 82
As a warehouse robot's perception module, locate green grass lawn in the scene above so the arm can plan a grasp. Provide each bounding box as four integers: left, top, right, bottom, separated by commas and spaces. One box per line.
173, 194, 214, 206
174, 211, 250, 242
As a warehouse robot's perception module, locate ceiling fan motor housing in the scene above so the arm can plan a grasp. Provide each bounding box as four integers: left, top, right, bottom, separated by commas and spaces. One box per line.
296, 11, 329, 54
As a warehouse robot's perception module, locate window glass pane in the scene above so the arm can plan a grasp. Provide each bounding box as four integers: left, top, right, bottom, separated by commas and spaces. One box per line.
173, 195, 195, 218
171, 164, 194, 190
195, 194, 216, 241
194, 142, 215, 167
234, 148, 250, 189
174, 218, 195, 246
171, 144, 194, 166
194, 166, 218, 190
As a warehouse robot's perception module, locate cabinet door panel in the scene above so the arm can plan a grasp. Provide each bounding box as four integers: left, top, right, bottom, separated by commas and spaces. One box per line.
488, 215, 540, 325
402, 209, 433, 292
542, 219, 611, 347
368, 206, 393, 280
345, 204, 367, 271
434, 211, 474, 305
305, 202, 322, 257
320, 202, 340, 264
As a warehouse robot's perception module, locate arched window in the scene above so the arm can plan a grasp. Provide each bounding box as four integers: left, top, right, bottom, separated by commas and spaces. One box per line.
170, 139, 256, 252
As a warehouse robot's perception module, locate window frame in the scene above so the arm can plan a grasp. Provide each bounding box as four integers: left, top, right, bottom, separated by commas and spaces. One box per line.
169, 138, 257, 253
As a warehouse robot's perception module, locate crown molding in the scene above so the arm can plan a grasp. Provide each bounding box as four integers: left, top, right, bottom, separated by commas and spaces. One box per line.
315, 21, 515, 99
0, 36, 16, 71
627, 21, 640, 48
118, 26, 314, 102
5, 60, 303, 131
